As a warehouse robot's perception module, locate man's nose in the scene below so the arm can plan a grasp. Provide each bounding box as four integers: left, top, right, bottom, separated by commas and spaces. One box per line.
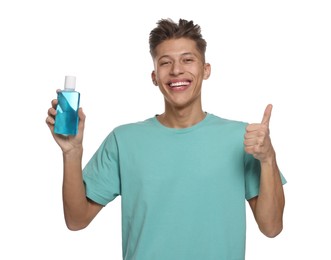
170, 61, 184, 76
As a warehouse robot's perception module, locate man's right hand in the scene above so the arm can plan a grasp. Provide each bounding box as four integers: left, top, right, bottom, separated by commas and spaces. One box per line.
46, 97, 86, 154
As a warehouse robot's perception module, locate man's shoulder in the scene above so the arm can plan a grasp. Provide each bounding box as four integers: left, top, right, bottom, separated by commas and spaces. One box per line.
112, 116, 156, 134
207, 113, 247, 128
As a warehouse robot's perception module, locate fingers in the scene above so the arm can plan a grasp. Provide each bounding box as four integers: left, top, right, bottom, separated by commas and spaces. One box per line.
46, 100, 57, 125
261, 104, 273, 126
51, 98, 58, 108
46, 98, 60, 134
244, 128, 269, 159
244, 126, 267, 145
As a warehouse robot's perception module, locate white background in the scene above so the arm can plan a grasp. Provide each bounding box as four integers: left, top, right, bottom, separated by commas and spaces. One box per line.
1, 0, 330, 259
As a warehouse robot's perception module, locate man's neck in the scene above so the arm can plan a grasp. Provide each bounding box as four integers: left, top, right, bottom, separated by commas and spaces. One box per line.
157, 105, 206, 129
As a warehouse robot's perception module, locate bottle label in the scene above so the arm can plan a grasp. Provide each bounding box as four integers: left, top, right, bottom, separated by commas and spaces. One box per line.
54, 91, 80, 135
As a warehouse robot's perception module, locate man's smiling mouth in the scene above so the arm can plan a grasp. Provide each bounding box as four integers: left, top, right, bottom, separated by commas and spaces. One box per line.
169, 81, 190, 88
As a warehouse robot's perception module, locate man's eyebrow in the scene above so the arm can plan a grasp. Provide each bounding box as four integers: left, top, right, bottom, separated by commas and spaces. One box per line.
158, 55, 171, 60
158, 52, 196, 59
181, 52, 195, 56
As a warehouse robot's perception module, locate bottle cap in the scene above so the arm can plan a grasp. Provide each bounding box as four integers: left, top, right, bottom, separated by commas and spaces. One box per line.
64, 76, 76, 90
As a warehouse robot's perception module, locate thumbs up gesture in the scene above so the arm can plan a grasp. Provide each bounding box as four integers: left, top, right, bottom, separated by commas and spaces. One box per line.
244, 104, 275, 163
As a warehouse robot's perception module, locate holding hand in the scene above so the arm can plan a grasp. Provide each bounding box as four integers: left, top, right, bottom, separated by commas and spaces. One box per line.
46, 94, 86, 154
244, 104, 275, 163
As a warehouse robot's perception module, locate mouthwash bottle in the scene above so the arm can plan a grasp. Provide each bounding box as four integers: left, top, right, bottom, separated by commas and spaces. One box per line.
54, 76, 80, 135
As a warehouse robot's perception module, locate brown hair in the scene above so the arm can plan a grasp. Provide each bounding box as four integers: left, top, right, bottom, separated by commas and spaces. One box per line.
149, 18, 207, 62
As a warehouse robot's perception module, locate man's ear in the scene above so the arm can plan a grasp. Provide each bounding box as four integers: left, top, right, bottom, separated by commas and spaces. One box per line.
203, 63, 211, 80
151, 71, 158, 86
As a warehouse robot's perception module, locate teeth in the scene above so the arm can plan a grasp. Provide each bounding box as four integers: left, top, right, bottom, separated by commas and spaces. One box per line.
170, 82, 189, 87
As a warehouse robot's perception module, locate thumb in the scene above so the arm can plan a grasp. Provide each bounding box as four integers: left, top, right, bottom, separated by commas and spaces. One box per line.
261, 104, 273, 126
78, 107, 86, 133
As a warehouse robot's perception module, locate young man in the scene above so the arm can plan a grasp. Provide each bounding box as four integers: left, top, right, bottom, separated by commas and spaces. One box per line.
46, 18, 286, 260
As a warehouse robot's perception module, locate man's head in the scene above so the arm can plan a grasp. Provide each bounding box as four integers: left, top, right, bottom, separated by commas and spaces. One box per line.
149, 18, 207, 63
149, 18, 211, 111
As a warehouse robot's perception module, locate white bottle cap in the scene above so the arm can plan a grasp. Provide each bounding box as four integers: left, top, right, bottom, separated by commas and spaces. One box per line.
64, 76, 76, 90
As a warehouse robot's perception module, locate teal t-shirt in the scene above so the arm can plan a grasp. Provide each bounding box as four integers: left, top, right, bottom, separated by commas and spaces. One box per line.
83, 113, 286, 260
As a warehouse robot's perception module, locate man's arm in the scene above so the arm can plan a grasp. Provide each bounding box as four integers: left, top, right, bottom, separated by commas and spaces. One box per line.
46, 98, 103, 230
244, 104, 285, 238
62, 147, 103, 230
248, 153, 285, 237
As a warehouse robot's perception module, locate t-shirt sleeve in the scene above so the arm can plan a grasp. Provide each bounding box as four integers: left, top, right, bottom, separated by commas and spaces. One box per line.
82, 131, 121, 206
244, 152, 287, 200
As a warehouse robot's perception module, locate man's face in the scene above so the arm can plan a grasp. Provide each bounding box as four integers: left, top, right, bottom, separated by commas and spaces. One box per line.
151, 38, 211, 109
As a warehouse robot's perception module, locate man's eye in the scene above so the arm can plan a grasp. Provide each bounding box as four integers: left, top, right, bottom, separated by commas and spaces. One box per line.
160, 61, 170, 66
183, 58, 194, 63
